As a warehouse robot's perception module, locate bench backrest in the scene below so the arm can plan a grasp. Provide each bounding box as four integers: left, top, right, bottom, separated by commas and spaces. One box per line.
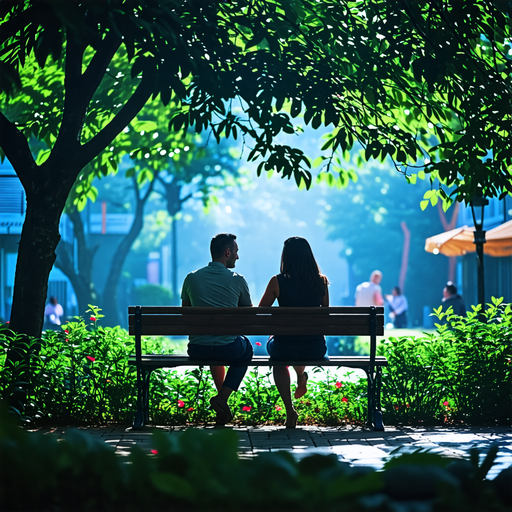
128, 306, 384, 336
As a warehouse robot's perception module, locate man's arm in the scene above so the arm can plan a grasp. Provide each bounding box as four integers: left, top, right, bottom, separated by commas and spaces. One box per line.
238, 277, 253, 307
181, 274, 191, 306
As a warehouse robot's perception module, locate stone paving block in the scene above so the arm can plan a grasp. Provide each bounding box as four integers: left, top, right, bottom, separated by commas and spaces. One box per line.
330, 445, 389, 460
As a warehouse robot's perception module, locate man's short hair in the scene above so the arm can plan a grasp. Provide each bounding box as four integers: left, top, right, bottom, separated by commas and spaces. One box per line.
446, 282, 458, 296
210, 233, 237, 260
370, 270, 382, 280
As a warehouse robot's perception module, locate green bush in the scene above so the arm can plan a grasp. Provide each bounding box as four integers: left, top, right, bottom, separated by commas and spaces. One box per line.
0, 403, 510, 512
1, 300, 511, 427
380, 298, 512, 426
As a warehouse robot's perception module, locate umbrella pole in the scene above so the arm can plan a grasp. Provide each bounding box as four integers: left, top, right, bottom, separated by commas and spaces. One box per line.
474, 229, 486, 317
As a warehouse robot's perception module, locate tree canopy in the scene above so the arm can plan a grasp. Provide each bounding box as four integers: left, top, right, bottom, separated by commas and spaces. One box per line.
0, 0, 511, 337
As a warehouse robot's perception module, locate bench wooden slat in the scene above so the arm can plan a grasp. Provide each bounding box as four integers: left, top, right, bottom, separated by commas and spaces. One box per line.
128, 314, 385, 327
128, 306, 385, 315
128, 325, 385, 336
128, 354, 388, 369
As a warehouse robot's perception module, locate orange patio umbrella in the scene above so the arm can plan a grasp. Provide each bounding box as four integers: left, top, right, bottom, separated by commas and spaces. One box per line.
425, 220, 512, 257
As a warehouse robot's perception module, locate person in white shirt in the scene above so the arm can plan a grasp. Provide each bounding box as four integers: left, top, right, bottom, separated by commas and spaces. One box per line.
386, 286, 408, 328
355, 270, 384, 307
44, 296, 64, 326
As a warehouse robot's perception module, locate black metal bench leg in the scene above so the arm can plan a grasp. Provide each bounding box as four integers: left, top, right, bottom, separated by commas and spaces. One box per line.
365, 369, 374, 429
143, 370, 152, 425
133, 367, 151, 429
365, 368, 384, 431
133, 368, 145, 429
373, 367, 384, 431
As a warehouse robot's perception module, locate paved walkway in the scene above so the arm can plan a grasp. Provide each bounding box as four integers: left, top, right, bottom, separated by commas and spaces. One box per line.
30, 424, 512, 479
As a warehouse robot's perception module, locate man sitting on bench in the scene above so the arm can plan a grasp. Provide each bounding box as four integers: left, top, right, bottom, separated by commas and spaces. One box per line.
181, 233, 253, 425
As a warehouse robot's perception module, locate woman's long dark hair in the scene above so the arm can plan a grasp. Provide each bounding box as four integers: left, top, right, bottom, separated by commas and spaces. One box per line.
280, 237, 328, 296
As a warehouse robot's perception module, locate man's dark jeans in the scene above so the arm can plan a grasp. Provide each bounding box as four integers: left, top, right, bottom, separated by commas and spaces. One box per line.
187, 336, 253, 391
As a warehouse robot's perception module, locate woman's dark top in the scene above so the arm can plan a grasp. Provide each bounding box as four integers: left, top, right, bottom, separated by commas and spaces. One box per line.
273, 273, 326, 345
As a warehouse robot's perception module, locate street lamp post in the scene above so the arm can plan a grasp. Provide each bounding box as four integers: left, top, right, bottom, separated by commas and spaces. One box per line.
470, 193, 489, 310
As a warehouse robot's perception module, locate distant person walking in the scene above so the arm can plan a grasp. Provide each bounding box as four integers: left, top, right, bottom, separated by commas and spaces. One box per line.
441, 281, 466, 316
355, 270, 384, 307
44, 296, 64, 326
386, 286, 408, 328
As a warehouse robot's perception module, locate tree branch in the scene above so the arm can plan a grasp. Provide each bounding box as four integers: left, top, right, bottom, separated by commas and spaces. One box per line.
77, 76, 153, 168
52, 31, 121, 158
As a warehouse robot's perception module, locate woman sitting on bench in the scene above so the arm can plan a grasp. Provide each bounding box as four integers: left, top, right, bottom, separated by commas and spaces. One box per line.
259, 236, 329, 428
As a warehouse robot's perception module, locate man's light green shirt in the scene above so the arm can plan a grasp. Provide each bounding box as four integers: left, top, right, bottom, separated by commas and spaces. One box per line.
180, 262, 252, 345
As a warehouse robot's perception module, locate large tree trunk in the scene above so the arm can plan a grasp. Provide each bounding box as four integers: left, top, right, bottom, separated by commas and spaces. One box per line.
9, 170, 77, 338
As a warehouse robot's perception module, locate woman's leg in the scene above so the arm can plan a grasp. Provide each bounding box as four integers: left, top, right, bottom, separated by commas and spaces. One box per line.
293, 366, 308, 399
273, 366, 298, 428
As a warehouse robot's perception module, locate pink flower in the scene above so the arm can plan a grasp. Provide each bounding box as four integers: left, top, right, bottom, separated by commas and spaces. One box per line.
443, 401, 449, 406
255, 342, 262, 346
341, 397, 348, 403
242, 405, 252, 412
90, 316, 96, 321
187, 407, 194, 412
86, 356, 95, 362
177, 400, 185, 408
65, 339, 69, 342
151, 449, 158, 455
335, 381, 342, 389
275, 406, 282, 411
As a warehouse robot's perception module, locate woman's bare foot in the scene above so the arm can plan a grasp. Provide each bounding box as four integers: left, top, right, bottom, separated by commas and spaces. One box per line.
294, 371, 308, 399
285, 409, 299, 429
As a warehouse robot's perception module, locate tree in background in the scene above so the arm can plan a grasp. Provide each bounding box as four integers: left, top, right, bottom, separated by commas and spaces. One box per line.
1, 0, 511, 337
55, 109, 241, 324
324, 161, 454, 325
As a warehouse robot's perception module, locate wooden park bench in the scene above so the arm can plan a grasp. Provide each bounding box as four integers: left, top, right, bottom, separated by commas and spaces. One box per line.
128, 306, 387, 430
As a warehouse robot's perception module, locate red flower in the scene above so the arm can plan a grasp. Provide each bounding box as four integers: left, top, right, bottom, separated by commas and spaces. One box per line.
64, 329, 69, 334
335, 381, 342, 389
90, 316, 96, 321
177, 400, 185, 408
275, 406, 282, 411
65, 339, 69, 342
187, 407, 194, 412
341, 397, 348, 403
151, 449, 158, 455
443, 401, 449, 406
86, 355, 95, 362
255, 342, 262, 346
242, 405, 252, 412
